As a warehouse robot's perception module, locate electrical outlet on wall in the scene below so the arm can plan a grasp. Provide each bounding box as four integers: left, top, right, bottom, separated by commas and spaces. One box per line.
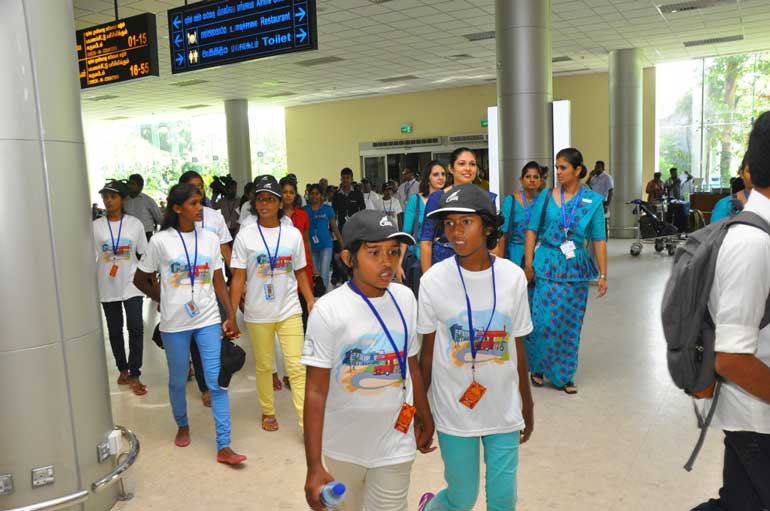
31, 466, 54, 488
0, 474, 13, 496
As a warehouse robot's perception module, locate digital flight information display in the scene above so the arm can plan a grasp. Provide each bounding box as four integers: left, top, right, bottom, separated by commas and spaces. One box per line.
167, 0, 317, 74
76, 13, 159, 89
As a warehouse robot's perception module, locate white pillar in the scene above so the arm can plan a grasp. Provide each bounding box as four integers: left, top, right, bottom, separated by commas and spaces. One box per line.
0, 1, 118, 510
225, 98, 252, 188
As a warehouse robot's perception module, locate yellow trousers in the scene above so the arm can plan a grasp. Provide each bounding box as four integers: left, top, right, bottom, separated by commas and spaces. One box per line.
246, 314, 305, 427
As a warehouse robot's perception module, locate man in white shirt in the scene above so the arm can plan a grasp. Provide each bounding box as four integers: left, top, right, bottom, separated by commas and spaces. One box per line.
692, 112, 770, 511
587, 161, 614, 211
361, 178, 383, 211
125, 174, 163, 240
396, 167, 418, 210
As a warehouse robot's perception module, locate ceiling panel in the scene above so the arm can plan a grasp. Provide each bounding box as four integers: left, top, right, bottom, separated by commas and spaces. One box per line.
73, 0, 770, 120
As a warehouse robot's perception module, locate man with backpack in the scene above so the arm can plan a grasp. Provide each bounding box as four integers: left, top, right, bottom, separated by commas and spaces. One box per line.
688, 112, 770, 511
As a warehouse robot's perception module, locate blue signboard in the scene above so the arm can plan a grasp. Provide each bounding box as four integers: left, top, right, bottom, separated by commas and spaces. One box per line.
167, 0, 317, 74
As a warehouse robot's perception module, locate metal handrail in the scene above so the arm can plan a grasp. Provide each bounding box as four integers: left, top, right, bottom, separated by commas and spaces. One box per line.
91, 425, 140, 495
5, 490, 88, 511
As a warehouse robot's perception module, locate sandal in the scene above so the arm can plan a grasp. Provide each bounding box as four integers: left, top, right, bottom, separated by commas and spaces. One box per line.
261, 415, 279, 432
283, 376, 291, 390
217, 448, 247, 466
272, 373, 283, 391
530, 373, 545, 387
562, 381, 578, 395
117, 370, 130, 385
129, 378, 148, 396
175, 427, 191, 447
201, 390, 211, 408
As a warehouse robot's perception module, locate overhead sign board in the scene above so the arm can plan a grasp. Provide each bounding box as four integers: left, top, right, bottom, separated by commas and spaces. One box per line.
76, 13, 159, 89
167, 0, 317, 74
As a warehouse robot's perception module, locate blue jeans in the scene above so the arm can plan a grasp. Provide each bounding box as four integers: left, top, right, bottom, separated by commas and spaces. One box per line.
426, 431, 520, 511
161, 324, 231, 450
311, 248, 332, 293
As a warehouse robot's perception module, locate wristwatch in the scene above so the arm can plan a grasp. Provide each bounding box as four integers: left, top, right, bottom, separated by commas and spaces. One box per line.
599, 274, 607, 280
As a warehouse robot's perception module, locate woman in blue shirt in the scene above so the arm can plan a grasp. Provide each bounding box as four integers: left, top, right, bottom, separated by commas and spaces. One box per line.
523, 148, 608, 395
304, 183, 343, 294
500, 161, 543, 267
398, 160, 446, 292
710, 160, 752, 223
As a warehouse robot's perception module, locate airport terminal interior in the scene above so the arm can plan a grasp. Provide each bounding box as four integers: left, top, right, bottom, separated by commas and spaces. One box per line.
3, 0, 770, 510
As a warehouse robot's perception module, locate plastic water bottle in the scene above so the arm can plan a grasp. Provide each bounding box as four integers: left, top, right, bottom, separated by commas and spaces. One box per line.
319, 481, 346, 508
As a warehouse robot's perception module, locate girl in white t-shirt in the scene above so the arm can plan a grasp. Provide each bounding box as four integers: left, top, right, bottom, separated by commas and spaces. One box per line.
134, 183, 246, 465
229, 175, 316, 433
301, 209, 434, 511
94, 180, 148, 396
416, 184, 534, 511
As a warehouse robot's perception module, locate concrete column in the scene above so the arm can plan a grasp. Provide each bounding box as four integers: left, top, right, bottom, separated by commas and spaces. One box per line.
609, 48, 644, 238
225, 99, 253, 188
0, 1, 118, 510
495, 0, 552, 196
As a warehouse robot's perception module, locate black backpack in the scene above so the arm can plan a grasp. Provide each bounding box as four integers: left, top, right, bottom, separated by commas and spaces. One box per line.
661, 211, 770, 470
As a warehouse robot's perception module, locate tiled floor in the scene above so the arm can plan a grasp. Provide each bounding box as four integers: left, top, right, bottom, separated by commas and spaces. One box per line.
110, 240, 723, 510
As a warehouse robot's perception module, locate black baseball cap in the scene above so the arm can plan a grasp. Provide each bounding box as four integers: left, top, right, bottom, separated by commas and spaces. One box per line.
218, 339, 246, 390
99, 180, 129, 197
253, 174, 282, 198
342, 210, 415, 249
426, 184, 495, 218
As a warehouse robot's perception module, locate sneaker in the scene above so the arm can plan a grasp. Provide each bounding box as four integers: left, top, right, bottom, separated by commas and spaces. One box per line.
418, 492, 435, 511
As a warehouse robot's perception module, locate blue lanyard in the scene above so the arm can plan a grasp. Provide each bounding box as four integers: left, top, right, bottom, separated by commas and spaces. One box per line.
744, 190, 750, 200
257, 221, 282, 278
348, 281, 409, 391
175, 228, 198, 296
560, 187, 583, 236
106, 215, 124, 259
520, 192, 534, 224
454, 255, 497, 376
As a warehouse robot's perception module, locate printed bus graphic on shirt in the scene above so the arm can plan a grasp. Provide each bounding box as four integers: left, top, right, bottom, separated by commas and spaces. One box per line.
100, 238, 133, 262
336, 335, 407, 394
253, 248, 294, 279
168, 256, 213, 288
446, 310, 512, 367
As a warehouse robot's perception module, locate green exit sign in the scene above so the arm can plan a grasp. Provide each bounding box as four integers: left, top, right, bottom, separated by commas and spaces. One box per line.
400, 122, 413, 134
481, 119, 488, 128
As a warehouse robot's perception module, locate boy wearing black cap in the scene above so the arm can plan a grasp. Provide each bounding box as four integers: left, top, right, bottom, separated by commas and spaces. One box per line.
416, 184, 534, 511
302, 210, 434, 511
94, 180, 149, 396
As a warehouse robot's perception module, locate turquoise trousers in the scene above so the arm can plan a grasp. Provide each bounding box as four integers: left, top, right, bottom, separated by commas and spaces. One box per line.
426, 430, 520, 511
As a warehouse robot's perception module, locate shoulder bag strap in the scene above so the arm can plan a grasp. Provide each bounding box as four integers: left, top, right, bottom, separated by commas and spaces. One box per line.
504, 194, 516, 259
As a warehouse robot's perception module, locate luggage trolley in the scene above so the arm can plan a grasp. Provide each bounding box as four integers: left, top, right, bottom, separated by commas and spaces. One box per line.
626, 199, 681, 257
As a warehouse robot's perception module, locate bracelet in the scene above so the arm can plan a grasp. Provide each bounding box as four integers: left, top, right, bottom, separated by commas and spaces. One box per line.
599, 274, 607, 280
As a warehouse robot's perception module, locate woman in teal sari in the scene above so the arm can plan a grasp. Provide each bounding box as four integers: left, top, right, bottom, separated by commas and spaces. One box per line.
499, 161, 543, 267
523, 148, 608, 395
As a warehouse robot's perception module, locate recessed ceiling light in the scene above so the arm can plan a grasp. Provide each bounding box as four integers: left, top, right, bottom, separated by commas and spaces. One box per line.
657, 0, 733, 15
552, 56, 573, 63
463, 31, 495, 42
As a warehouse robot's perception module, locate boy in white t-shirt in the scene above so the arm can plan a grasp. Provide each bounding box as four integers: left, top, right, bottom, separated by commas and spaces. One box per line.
302, 210, 434, 511
416, 184, 534, 511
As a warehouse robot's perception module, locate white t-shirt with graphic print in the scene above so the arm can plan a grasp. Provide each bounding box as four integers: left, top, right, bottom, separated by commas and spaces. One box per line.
231, 222, 306, 323
301, 282, 420, 468
138, 228, 223, 333
418, 256, 533, 437
93, 214, 147, 302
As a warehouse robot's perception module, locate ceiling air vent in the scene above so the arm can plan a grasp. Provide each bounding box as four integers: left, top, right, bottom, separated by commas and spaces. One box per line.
448, 134, 488, 144
552, 56, 573, 63
463, 31, 495, 42
379, 75, 419, 83
260, 91, 297, 98
170, 79, 210, 87
449, 54, 473, 59
657, 0, 734, 15
369, 0, 395, 3
684, 34, 743, 47
85, 94, 119, 101
372, 137, 441, 149
179, 104, 210, 109
295, 56, 345, 67
104, 116, 129, 121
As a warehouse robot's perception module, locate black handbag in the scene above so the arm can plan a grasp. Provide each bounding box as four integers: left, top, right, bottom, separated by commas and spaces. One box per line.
402, 197, 423, 296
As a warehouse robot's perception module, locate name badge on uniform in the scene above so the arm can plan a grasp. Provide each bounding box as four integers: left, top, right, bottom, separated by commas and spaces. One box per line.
109, 264, 119, 278
582, 198, 593, 203
459, 380, 487, 409
264, 282, 276, 301
394, 403, 417, 434
560, 240, 576, 259
184, 300, 200, 318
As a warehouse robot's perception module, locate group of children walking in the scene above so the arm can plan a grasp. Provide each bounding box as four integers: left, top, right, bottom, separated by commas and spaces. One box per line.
92, 146, 608, 508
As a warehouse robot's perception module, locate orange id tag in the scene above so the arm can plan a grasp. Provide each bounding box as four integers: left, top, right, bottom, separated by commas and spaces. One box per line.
394, 403, 417, 434
459, 381, 487, 409
109, 264, 119, 278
